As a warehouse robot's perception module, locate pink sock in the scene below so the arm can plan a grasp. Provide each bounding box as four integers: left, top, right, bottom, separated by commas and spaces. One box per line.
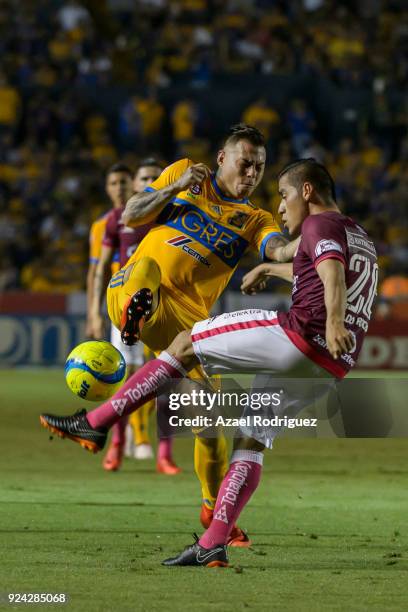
199, 450, 263, 549
158, 437, 173, 462
87, 352, 185, 430
111, 415, 128, 446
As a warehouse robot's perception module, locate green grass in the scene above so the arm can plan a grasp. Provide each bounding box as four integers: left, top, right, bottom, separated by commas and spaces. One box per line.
0, 370, 407, 611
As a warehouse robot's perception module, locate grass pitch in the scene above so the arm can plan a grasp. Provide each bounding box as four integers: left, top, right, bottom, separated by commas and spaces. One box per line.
0, 369, 407, 611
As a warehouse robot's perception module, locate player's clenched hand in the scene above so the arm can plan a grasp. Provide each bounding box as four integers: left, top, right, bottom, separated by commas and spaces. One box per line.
175, 163, 210, 191
325, 321, 355, 359
241, 264, 269, 295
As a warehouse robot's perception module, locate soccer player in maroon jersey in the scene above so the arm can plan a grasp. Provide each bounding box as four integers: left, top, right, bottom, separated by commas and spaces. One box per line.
41, 158, 375, 566
90, 158, 181, 473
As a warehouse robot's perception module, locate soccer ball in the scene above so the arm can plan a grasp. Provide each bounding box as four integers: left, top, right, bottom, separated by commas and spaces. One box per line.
65, 341, 126, 401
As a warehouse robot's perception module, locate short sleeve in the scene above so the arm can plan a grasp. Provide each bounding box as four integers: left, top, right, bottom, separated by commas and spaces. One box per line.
301, 215, 346, 268
102, 211, 119, 250
89, 217, 105, 264
143, 158, 193, 192
250, 209, 283, 260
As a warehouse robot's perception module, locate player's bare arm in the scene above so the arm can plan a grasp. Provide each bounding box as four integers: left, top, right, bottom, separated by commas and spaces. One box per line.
264, 235, 301, 263
241, 262, 293, 294
123, 163, 210, 226
85, 262, 97, 337
90, 245, 114, 339
316, 258, 355, 360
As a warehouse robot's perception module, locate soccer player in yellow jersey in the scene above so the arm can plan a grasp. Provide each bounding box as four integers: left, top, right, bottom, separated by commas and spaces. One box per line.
42, 124, 294, 545
102, 124, 290, 542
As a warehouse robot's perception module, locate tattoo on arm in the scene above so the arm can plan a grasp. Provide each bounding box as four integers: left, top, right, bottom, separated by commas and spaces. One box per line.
264, 235, 300, 263
123, 183, 180, 225
264, 235, 288, 261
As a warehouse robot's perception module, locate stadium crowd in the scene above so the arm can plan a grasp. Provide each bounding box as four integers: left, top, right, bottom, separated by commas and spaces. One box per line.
0, 0, 406, 315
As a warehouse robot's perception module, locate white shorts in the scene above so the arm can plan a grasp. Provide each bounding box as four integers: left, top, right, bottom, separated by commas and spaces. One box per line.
191, 309, 334, 448
110, 324, 144, 367
191, 309, 326, 376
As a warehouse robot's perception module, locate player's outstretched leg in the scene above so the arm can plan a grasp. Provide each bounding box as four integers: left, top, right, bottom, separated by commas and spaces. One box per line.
39, 409, 108, 454
162, 443, 263, 566
162, 534, 229, 568
156, 393, 181, 475
40, 351, 187, 453
103, 415, 127, 471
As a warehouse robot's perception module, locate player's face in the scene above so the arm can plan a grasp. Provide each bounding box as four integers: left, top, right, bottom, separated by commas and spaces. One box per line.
278, 174, 308, 237
133, 165, 162, 193
217, 140, 266, 199
106, 172, 133, 207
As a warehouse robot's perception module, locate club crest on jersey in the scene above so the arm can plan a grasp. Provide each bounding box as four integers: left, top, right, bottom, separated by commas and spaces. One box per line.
166, 235, 210, 267
315, 239, 343, 257
228, 211, 249, 229
189, 184, 201, 195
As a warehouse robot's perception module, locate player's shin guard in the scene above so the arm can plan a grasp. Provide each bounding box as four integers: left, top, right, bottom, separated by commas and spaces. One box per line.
194, 435, 228, 510
199, 450, 263, 549
86, 352, 186, 430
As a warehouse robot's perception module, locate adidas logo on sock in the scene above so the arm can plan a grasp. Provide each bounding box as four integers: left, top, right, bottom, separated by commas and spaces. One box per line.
111, 398, 128, 415
214, 504, 228, 524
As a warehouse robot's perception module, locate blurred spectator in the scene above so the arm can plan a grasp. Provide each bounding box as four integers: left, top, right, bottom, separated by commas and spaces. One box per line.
119, 93, 164, 153
171, 99, 198, 153
242, 98, 280, 147
0, 0, 406, 292
57, 0, 91, 32
286, 99, 316, 155
0, 72, 21, 134
377, 265, 408, 321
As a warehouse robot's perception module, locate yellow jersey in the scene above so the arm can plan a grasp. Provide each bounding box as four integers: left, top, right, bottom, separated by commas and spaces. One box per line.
89, 211, 120, 274
126, 158, 281, 317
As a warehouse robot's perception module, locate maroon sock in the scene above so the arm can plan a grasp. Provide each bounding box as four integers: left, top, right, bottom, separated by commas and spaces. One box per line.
111, 415, 128, 446
199, 450, 263, 549
87, 352, 185, 430
158, 438, 173, 462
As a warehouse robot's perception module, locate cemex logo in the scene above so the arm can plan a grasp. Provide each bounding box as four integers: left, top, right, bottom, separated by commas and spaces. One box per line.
166, 235, 210, 267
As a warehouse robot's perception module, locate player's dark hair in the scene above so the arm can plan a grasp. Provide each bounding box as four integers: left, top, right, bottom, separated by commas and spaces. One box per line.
278, 158, 337, 202
224, 123, 266, 148
137, 157, 163, 171
106, 162, 133, 178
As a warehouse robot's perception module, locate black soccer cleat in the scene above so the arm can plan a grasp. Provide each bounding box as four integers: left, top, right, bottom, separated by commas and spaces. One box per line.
120, 288, 153, 346
162, 534, 229, 568
39, 409, 107, 453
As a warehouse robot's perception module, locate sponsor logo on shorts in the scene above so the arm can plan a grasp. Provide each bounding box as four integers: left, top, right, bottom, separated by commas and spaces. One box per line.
315, 239, 343, 258
166, 235, 210, 267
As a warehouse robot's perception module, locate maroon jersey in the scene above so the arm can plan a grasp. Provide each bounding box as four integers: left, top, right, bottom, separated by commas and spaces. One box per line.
278, 211, 378, 378
103, 207, 154, 267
